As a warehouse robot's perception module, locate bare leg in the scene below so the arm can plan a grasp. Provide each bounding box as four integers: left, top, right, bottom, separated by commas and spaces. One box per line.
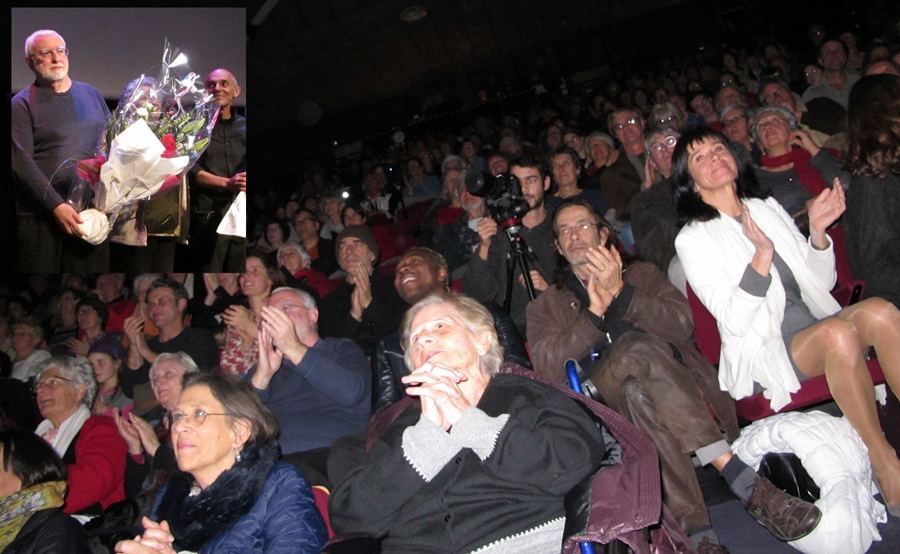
790, 297, 900, 505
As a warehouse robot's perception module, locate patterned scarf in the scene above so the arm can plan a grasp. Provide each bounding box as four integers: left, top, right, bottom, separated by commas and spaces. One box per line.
760, 147, 827, 196
0, 481, 67, 550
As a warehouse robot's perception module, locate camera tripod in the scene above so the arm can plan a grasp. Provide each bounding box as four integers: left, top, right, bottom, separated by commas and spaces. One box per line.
502, 220, 537, 313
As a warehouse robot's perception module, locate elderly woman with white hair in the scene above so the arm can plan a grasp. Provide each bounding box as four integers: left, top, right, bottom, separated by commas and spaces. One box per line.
330, 293, 610, 552
751, 105, 851, 233
276, 241, 335, 298
33, 356, 127, 514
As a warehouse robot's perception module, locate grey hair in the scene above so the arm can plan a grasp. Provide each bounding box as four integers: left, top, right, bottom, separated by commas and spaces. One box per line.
277, 241, 312, 268
499, 136, 523, 155
24, 30, 62, 57
400, 293, 503, 377
607, 107, 644, 136
649, 102, 686, 131
37, 356, 97, 408
270, 287, 317, 310
645, 127, 682, 157
441, 155, 465, 175
750, 105, 799, 145
133, 273, 164, 300
13, 316, 44, 341
720, 104, 753, 123
149, 352, 199, 389
586, 131, 615, 150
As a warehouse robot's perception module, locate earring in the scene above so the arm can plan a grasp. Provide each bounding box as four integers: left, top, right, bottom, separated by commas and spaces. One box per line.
236, 450, 243, 463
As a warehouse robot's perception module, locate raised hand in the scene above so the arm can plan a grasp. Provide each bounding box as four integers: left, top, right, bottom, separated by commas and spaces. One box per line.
808, 178, 846, 243
113, 408, 143, 455
115, 518, 176, 554
349, 265, 372, 320
402, 362, 469, 430
129, 413, 161, 457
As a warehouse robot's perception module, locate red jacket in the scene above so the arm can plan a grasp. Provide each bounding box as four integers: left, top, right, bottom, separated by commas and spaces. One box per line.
63, 415, 127, 514
105, 296, 136, 334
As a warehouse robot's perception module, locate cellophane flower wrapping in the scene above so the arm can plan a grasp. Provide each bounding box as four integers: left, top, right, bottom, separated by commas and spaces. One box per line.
65, 40, 220, 244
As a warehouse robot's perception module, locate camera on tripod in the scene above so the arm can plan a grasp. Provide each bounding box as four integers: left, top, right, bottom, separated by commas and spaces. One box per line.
464, 170, 530, 230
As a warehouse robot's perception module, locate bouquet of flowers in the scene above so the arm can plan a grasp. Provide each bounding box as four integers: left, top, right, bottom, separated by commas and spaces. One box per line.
61, 40, 219, 244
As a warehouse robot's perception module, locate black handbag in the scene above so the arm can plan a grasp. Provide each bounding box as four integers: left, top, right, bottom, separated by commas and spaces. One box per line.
757, 452, 821, 503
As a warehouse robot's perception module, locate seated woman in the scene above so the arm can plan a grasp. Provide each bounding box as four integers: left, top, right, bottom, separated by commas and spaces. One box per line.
65, 295, 119, 359
673, 126, 900, 515
88, 336, 133, 416
750, 106, 850, 234
115, 352, 199, 500
0, 430, 90, 553
220, 253, 283, 377
33, 357, 127, 514
47, 288, 83, 356
330, 293, 609, 552
720, 104, 761, 165
114, 373, 327, 554
277, 241, 336, 299
843, 74, 900, 309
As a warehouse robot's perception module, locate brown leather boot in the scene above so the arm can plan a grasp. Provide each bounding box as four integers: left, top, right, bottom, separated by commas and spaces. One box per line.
744, 477, 821, 541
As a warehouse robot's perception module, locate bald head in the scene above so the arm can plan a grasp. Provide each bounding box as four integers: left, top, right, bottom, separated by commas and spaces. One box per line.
205, 68, 241, 112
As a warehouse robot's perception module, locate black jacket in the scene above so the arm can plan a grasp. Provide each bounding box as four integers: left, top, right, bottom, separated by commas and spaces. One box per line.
370, 301, 532, 413
3, 508, 90, 554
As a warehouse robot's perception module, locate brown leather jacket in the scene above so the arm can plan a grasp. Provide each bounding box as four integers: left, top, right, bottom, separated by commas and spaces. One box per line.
527, 261, 738, 441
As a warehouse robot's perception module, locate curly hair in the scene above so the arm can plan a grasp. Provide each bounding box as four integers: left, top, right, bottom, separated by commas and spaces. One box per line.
845, 74, 900, 178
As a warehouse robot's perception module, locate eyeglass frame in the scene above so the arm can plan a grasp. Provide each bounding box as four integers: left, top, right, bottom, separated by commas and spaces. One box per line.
650, 136, 678, 153
164, 408, 233, 429
612, 117, 640, 132
557, 222, 600, 238
33, 375, 75, 394
31, 47, 69, 61
722, 115, 748, 128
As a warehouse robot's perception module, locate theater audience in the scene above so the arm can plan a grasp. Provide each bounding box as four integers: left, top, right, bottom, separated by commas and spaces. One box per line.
95, 274, 136, 335
46, 287, 81, 354
277, 242, 336, 298
190, 273, 244, 333
65, 294, 115, 358
341, 202, 399, 263
293, 209, 338, 276
630, 128, 681, 273
10, 317, 51, 383
88, 337, 132, 416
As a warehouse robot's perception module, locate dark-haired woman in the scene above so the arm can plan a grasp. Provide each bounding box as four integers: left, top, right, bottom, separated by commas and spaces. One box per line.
114, 373, 327, 554
0, 430, 90, 553
843, 74, 900, 308
672, 126, 900, 515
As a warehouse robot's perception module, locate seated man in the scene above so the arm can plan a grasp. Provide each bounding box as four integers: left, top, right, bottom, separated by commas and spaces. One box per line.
372, 247, 531, 413
95, 273, 136, 334
527, 199, 822, 552
121, 278, 218, 398
249, 286, 370, 479
318, 225, 408, 356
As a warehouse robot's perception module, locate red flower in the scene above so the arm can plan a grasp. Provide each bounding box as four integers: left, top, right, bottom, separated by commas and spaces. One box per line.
76, 155, 107, 186
160, 133, 178, 158
158, 174, 182, 194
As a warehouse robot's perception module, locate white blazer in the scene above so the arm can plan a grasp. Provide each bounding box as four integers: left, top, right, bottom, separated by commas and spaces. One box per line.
675, 197, 840, 410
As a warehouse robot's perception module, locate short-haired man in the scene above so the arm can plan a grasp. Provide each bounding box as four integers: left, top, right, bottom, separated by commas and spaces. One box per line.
317, 226, 408, 355
371, 248, 531, 413
250, 287, 369, 458
463, 154, 559, 336
608, 108, 648, 182
802, 38, 861, 108
121, 278, 218, 398
188, 68, 246, 271
528, 200, 821, 550
761, 78, 844, 140
12, 30, 111, 272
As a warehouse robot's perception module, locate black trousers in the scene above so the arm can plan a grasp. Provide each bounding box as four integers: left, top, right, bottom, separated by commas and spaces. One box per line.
16, 213, 109, 272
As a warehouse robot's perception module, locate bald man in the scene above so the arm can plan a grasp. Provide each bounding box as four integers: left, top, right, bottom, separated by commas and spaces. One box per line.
188, 68, 247, 271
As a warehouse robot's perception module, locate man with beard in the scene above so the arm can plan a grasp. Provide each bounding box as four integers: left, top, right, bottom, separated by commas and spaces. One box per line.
463, 154, 559, 336
12, 30, 110, 272
188, 68, 246, 271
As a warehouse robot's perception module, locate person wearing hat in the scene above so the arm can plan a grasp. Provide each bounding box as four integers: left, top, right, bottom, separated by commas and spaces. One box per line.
317, 225, 408, 356
88, 336, 131, 416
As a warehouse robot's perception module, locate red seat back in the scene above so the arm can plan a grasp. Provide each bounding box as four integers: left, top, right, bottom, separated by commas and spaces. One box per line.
312, 485, 334, 538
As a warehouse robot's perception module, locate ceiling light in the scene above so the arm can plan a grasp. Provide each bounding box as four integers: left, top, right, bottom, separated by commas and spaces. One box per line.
399, 5, 427, 23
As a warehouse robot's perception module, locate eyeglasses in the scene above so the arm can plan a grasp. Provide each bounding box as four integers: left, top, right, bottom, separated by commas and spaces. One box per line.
650, 136, 678, 152
613, 118, 640, 132
32, 48, 69, 61
77, 308, 97, 316
755, 117, 788, 131
722, 115, 747, 128
656, 115, 679, 126
164, 408, 232, 429
33, 376, 74, 394
277, 301, 302, 313
147, 296, 176, 309
557, 223, 599, 238
551, 159, 575, 171
293, 218, 316, 226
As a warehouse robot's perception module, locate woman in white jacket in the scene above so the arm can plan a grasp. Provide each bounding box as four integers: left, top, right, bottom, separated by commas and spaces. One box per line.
672, 126, 900, 515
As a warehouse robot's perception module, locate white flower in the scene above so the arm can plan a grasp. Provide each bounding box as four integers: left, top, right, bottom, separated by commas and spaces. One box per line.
136, 107, 149, 119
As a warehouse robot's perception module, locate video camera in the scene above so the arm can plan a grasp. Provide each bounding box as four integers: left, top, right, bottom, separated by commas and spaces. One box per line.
464, 170, 530, 230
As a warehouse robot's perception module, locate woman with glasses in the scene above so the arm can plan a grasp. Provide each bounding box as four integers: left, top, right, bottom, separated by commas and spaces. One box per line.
33, 356, 127, 515
114, 373, 327, 554
750, 105, 850, 235
720, 105, 761, 164
65, 295, 118, 358
220, 253, 284, 376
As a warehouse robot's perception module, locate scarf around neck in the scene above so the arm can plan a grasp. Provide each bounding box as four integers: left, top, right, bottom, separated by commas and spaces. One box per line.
156, 441, 281, 552
760, 147, 827, 196
0, 480, 67, 551
35, 404, 91, 457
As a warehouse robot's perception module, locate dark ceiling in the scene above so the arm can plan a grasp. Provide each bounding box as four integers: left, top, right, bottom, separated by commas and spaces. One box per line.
245, 0, 699, 141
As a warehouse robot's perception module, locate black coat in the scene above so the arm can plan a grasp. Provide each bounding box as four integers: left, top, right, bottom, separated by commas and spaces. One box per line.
2, 508, 89, 554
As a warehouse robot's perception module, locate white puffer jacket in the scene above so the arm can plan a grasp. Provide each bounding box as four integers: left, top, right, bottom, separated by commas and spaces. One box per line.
731, 410, 887, 554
